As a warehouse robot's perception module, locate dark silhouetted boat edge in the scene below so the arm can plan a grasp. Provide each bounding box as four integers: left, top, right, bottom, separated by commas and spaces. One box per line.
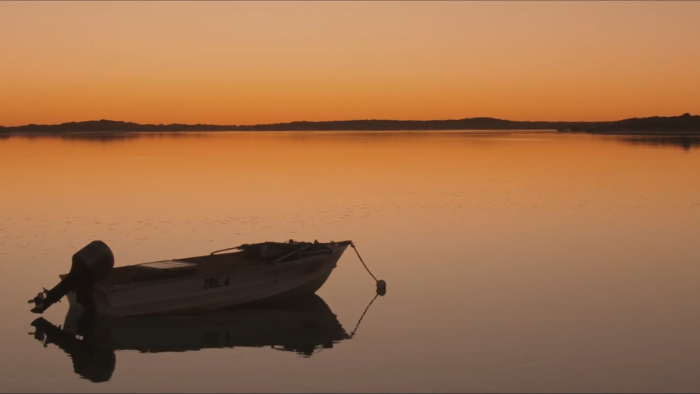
29, 240, 352, 317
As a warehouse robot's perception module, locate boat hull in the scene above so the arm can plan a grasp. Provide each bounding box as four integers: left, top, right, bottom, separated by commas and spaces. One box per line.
67, 243, 348, 317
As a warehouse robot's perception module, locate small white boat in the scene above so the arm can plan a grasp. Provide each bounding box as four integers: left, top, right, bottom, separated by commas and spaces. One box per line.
29, 239, 353, 317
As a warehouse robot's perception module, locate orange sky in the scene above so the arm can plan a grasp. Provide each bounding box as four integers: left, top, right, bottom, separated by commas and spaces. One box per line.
1, 1, 699, 126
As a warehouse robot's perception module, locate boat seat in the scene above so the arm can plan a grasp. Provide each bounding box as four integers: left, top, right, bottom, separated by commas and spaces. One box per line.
131, 260, 198, 283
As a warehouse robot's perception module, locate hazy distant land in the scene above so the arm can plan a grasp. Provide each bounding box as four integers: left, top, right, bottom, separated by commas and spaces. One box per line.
1, 113, 698, 135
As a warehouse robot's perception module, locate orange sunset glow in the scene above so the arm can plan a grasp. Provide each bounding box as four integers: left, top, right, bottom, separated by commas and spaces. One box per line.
2, 1, 699, 126
4, 2, 700, 391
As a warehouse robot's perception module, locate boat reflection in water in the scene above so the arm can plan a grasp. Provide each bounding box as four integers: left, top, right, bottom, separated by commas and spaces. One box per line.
30, 294, 373, 383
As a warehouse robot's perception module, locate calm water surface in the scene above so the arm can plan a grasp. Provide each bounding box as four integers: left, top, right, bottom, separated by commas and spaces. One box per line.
1, 131, 699, 392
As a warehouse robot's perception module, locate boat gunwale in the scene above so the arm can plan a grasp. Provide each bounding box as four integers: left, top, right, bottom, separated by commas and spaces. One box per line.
101, 255, 330, 293
95, 243, 350, 293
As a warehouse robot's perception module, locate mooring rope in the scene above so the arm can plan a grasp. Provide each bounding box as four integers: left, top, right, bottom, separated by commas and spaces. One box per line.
350, 242, 378, 282
348, 293, 379, 339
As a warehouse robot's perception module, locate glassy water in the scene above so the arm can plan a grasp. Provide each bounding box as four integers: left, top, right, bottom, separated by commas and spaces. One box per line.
1, 131, 699, 392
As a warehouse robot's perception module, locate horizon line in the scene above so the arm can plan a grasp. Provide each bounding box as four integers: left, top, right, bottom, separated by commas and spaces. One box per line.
2, 113, 697, 129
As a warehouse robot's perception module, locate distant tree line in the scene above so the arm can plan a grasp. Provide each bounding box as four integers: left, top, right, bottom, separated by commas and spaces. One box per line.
1, 114, 698, 134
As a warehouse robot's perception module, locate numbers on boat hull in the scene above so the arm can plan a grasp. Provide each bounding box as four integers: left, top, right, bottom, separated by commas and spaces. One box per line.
203, 276, 230, 290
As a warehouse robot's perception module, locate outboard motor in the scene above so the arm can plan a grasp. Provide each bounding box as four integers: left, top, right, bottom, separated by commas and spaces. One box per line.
29, 240, 114, 314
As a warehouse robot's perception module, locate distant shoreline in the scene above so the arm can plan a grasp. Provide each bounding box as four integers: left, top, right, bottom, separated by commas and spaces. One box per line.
1, 114, 699, 135
4, 130, 700, 138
